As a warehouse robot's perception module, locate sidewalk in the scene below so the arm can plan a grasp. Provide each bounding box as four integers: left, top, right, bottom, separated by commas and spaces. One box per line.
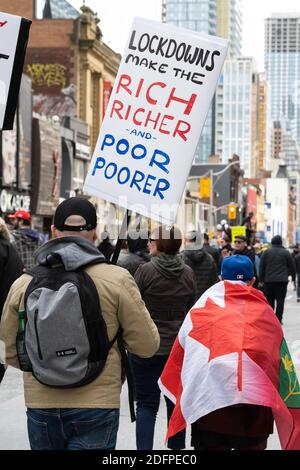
0, 287, 299, 450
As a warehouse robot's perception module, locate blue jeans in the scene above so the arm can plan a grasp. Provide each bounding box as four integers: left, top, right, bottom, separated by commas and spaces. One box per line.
27, 408, 119, 450
130, 354, 186, 450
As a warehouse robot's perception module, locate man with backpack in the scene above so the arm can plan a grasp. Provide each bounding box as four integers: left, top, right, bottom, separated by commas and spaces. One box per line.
0, 197, 160, 450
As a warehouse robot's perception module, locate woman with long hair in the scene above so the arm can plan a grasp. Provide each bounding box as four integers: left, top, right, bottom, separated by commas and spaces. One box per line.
132, 225, 197, 450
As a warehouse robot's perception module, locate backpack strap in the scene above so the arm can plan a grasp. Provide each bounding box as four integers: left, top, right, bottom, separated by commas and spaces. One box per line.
116, 328, 136, 423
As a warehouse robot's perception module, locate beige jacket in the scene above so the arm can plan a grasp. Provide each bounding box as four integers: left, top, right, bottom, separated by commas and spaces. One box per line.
0, 263, 160, 409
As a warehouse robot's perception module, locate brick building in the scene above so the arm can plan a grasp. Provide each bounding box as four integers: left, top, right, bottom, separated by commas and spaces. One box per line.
0, 0, 120, 150
0, 0, 121, 234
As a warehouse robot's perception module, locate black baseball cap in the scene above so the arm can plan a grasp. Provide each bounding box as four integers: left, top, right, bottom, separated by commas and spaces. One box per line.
235, 235, 247, 242
54, 197, 97, 232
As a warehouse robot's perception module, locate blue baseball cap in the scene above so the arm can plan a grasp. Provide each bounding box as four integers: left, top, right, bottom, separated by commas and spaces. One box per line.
221, 255, 254, 282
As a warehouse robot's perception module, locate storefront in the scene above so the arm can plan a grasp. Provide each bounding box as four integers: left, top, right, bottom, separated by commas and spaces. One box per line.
0, 189, 31, 218
31, 116, 62, 236
0, 74, 32, 220
60, 116, 91, 200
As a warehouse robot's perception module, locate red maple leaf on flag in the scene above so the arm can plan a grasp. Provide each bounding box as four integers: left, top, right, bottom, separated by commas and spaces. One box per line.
159, 282, 300, 448
188, 282, 282, 391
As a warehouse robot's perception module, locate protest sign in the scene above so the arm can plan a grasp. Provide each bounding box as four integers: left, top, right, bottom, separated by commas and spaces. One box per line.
231, 226, 247, 243
84, 17, 228, 225
0, 11, 31, 130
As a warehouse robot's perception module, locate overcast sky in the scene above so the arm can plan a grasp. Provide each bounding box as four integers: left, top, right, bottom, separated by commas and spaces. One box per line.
69, 0, 300, 71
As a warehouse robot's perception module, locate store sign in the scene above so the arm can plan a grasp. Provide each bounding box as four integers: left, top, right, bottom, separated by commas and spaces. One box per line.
0, 189, 30, 213
247, 187, 257, 219
0, 11, 31, 130
76, 142, 91, 160
84, 17, 228, 225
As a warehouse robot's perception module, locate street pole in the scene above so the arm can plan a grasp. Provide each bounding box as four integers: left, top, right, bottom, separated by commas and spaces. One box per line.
111, 209, 132, 265
209, 169, 213, 231
188, 161, 240, 233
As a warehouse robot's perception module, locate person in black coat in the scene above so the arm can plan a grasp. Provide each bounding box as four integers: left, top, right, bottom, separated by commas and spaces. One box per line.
259, 236, 296, 323
97, 231, 115, 261
294, 251, 300, 301
132, 226, 197, 450
232, 235, 256, 264
0, 217, 24, 383
181, 231, 219, 299
203, 233, 220, 267
118, 229, 150, 276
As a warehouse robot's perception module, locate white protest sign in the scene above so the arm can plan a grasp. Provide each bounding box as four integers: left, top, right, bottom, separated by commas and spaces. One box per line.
84, 17, 228, 225
0, 11, 31, 131
0, 12, 21, 129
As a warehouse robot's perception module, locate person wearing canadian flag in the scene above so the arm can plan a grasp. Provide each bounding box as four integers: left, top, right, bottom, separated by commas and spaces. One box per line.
159, 255, 300, 450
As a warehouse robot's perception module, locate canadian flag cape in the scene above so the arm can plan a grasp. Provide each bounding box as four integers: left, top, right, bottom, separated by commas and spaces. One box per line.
158, 281, 300, 450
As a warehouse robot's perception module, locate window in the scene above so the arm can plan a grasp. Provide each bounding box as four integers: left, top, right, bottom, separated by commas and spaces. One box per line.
73, 159, 86, 190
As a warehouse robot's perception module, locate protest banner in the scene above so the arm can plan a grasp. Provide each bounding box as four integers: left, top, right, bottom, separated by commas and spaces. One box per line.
231, 226, 247, 243
84, 17, 228, 225
0, 11, 31, 131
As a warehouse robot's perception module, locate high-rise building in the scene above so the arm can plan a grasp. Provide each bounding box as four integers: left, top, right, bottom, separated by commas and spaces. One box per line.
272, 121, 284, 160
162, 0, 242, 58
162, 0, 217, 34
265, 13, 300, 167
216, 0, 243, 59
162, 0, 242, 163
250, 72, 259, 177
162, 0, 217, 164
221, 57, 257, 177
40, 0, 80, 19
283, 126, 300, 171
218, 62, 271, 178
249, 73, 272, 178
257, 74, 272, 175
215, 0, 243, 160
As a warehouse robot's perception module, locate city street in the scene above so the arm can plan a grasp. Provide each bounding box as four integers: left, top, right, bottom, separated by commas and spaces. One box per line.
0, 286, 299, 451
1, 0, 300, 456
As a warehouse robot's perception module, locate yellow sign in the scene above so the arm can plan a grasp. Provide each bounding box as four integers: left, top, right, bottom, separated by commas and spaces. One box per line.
228, 204, 237, 220
200, 177, 211, 199
231, 226, 246, 243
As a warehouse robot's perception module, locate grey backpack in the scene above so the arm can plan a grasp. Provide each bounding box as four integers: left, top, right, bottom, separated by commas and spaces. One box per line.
17, 257, 117, 388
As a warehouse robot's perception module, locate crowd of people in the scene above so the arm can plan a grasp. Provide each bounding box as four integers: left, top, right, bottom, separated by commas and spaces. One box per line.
0, 199, 299, 450
210, 229, 296, 325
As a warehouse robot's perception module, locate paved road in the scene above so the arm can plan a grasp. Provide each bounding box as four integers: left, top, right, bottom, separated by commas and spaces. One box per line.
0, 286, 299, 450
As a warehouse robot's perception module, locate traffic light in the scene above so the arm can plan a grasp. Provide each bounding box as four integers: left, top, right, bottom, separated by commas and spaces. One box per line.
199, 177, 211, 199
228, 204, 237, 220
